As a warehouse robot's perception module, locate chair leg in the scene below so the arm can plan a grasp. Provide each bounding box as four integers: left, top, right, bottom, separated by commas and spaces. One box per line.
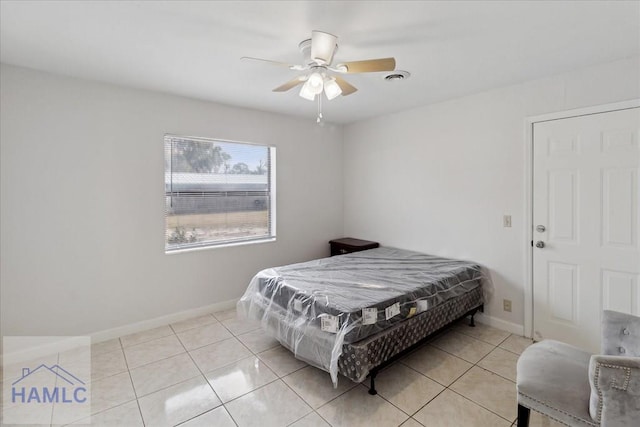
517, 404, 530, 427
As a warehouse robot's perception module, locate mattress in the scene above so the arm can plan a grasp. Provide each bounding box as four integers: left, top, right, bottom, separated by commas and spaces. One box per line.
254, 247, 483, 343
238, 247, 486, 384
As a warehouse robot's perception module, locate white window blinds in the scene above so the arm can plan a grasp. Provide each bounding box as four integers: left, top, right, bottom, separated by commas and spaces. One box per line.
165, 135, 275, 252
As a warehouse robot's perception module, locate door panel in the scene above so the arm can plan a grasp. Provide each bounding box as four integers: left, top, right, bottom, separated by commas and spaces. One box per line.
602, 269, 639, 314
533, 107, 640, 353
548, 170, 578, 242
547, 262, 578, 324
602, 168, 637, 247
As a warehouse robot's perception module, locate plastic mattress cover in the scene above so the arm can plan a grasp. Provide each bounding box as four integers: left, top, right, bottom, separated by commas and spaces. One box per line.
237, 247, 486, 385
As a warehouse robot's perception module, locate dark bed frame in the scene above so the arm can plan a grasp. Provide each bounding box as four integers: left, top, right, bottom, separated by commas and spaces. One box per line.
331, 282, 485, 394
366, 305, 483, 395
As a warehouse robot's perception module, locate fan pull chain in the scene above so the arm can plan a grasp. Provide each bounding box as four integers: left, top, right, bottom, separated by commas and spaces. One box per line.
317, 94, 324, 125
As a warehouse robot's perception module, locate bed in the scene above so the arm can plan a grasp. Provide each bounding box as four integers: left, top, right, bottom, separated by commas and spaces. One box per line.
237, 246, 485, 392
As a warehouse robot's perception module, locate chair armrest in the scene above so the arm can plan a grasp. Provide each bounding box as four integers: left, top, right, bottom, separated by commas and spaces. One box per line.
601, 310, 640, 356
589, 355, 640, 427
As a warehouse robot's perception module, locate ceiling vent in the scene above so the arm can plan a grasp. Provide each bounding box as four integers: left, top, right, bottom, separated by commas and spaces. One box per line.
384, 70, 410, 81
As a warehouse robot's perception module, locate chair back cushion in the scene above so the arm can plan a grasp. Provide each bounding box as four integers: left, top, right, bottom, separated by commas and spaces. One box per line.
601, 310, 640, 357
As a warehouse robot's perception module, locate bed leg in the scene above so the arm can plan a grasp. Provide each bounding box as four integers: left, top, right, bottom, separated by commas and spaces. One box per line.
517, 404, 530, 427
469, 313, 476, 327
368, 371, 378, 395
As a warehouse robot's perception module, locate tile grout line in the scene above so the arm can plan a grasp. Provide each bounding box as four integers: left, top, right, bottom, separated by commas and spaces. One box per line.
425, 335, 521, 382
61, 338, 135, 426
313, 409, 333, 427
206, 354, 280, 404
398, 329, 520, 426
235, 324, 515, 426
180, 322, 276, 404
173, 406, 238, 427
254, 348, 309, 379
82, 311, 531, 427
179, 310, 245, 427
179, 314, 286, 425
50, 312, 238, 427
451, 324, 513, 346
171, 323, 229, 425
169, 314, 219, 335
273, 325, 525, 426
398, 358, 474, 423
49, 351, 60, 427
459, 339, 516, 424
443, 331, 518, 425
57, 346, 139, 426
346, 360, 442, 421
282, 373, 352, 413
446, 387, 515, 424
120, 336, 147, 427
354, 381, 416, 423
120, 327, 176, 349
139, 318, 223, 427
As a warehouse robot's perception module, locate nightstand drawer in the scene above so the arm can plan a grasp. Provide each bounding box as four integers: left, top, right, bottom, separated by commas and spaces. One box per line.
329, 238, 379, 256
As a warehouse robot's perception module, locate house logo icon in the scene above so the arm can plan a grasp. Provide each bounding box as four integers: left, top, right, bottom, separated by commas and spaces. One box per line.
11, 364, 88, 404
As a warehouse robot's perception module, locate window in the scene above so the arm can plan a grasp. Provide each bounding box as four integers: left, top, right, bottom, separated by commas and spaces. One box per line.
164, 135, 275, 252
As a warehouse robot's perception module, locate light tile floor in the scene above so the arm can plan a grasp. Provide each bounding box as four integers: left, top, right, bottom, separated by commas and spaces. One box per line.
0, 310, 565, 427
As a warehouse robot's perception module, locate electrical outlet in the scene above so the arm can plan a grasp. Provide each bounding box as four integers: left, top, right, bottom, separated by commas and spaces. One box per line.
503, 299, 512, 312
503, 215, 512, 227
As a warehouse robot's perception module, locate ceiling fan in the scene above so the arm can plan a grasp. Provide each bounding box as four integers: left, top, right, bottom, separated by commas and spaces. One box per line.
242, 31, 396, 121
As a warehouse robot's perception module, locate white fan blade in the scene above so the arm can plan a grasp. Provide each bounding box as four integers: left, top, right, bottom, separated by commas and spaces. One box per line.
241, 56, 307, 71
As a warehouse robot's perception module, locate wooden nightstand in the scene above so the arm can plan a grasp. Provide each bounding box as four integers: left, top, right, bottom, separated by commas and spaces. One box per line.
329, 238, 380, 256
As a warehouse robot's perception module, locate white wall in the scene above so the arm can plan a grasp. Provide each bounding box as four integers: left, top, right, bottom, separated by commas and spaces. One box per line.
3, 55, 638, 339
343, 57, 640, 330
0, 64, 344, 338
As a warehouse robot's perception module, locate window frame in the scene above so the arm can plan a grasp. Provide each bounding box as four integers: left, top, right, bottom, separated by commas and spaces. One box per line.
164, 134, 276, 253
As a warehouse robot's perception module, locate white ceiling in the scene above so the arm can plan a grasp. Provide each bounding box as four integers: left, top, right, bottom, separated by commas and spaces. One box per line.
1, 1, 639, 124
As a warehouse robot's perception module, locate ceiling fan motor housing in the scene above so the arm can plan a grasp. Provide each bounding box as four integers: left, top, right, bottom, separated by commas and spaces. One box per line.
299, 38, 338, 66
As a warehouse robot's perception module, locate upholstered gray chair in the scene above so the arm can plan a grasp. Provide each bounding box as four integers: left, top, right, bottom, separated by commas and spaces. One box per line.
516, 310, 640, 427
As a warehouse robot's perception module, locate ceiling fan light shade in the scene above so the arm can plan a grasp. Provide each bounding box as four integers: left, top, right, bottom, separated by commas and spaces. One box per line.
306, 72, 324, 94
311, 30, 338, 65
299, 82, 316, 101
323, 77, 342, 100
300, 72, 325, 101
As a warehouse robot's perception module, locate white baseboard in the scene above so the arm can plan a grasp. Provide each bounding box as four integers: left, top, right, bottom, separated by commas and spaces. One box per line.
473, 312, 525, 336
91, 298, 239, 344
1, 299, 239, 366
2, 336, 90, 366
1, 300, 523, 366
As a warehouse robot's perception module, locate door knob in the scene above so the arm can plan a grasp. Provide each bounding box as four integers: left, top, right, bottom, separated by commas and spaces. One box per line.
536, 225, 546, 233
535, 241, 545, 248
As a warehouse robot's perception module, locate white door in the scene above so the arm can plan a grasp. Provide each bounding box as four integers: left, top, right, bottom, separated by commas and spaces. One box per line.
533, 107, 640, 353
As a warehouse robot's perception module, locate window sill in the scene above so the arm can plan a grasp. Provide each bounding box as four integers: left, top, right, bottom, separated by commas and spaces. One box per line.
165, 237, 276, 255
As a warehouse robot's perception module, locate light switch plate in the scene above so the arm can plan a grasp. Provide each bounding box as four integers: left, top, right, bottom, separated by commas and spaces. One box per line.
503, 215, 512, 227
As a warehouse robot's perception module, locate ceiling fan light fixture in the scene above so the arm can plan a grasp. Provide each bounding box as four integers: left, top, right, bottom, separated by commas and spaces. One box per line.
299, 81, 316, 101
323, 77, 342, 100
247, 30, 394, 118
307, 72, 324, 94
300, 72, 324, 101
